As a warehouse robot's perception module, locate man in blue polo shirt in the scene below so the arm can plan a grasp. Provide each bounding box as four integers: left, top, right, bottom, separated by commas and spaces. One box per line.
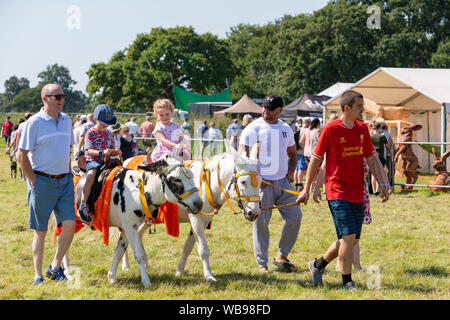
17, 83, 76, 285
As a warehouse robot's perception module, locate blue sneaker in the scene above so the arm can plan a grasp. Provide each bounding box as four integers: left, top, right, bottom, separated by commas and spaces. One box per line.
46, 265, 67, 282
32, 276, 44, 285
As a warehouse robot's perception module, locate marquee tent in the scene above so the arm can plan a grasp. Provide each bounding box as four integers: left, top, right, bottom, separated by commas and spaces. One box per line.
324, 67, 450, 173
318, 82, 353, 97
281, 94, 331, 119
213, 94, 262, 117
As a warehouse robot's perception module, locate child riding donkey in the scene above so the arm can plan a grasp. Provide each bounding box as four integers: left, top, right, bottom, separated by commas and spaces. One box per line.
77, 104, 122, 224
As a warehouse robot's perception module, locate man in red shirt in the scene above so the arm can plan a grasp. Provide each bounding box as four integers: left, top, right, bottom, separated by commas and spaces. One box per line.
1, 115, 14, 147
140, 115, 154, 151
297, 90, 391, 291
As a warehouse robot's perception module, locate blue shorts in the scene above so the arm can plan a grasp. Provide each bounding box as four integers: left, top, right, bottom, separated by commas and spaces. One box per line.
27, 174, 75, 231
86, 160, 104, 172
328, 200, 364, 239
296, 155, 308, 171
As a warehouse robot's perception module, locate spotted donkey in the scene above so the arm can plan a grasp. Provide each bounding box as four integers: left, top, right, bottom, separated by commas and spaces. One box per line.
73, 155, 202, 287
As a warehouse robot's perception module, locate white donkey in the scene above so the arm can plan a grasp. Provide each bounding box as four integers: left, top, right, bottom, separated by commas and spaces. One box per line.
122, 143, 261, 282
69, 155, 202, 287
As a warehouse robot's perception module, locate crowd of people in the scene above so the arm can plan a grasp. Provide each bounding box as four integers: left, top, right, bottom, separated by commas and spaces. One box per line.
5, 82, 392, 292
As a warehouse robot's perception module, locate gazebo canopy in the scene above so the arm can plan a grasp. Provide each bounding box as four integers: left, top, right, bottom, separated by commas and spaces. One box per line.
214, 94, 262, 117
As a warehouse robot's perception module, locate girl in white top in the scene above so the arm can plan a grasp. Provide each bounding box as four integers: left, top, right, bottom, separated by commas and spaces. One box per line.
150, 99, 186, 162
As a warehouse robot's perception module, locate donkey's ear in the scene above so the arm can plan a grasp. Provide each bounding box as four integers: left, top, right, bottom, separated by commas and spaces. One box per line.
224, 139, 238, 160
138, 159, 168, 173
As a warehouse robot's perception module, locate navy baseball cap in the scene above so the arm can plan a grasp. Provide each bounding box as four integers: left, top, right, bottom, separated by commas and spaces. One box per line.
94, 104, 116, 125
262, 94, 284, 110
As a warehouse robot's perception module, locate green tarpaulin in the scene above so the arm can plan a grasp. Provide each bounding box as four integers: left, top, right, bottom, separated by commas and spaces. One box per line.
173, 84, 231, 111
419, 144, 440, 155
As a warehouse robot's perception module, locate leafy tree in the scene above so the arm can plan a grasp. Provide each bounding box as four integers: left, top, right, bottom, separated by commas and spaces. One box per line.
431, 41, 450, 67
4, 76, 30, 101
226, 23, 281, 100
37, 64, 87, 112
4, 64, 87, 113
270, 0, 450, 103
38, 64, 77, 91
86, 27, 236, 112
7, 85, 43, 113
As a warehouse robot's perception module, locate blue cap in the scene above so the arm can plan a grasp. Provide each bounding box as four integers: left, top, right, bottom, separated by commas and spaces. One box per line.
94, 104, 116, 125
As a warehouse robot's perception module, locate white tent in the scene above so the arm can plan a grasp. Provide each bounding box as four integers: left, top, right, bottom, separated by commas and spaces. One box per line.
318, 82, 353, 97
324, 67, 450, 173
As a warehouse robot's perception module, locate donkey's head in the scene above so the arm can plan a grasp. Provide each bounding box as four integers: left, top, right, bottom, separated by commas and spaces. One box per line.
138, 155, 202, 214
225, 140, 262, 222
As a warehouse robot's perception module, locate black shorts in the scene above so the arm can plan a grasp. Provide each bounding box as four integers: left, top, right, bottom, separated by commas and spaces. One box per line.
379, 155, 386, 167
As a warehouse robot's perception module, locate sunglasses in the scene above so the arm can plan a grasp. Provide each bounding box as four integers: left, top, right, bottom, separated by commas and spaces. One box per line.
46, 94, 66, 101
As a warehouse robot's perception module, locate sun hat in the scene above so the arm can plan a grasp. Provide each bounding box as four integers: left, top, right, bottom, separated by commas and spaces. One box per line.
93, 104, 116, 125
262, 94, 284, 110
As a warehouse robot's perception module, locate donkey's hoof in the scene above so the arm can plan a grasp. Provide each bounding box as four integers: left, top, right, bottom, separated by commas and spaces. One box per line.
107, 272, 117, 284
206, 275, 217, 283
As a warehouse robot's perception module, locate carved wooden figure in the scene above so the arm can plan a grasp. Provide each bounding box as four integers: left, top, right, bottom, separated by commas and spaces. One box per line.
393, 124, 422, 190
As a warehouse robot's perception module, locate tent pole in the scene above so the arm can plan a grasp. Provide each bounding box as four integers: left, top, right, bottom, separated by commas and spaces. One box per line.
442, 104, 448, 167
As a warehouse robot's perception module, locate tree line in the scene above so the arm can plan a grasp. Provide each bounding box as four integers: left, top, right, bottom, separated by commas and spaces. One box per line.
2, 0, 449, 113
0, 64, 88, 113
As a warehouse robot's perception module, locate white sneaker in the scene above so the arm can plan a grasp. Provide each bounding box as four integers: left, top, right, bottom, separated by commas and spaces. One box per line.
343, 281, 358, 292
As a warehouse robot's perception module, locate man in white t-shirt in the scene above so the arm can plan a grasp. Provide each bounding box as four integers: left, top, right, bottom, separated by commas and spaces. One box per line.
239, 94, 302, 273
125, 117, 141, 138
125, 117, 141, 154
72, 116, 86, 160
207, 121, 222, 156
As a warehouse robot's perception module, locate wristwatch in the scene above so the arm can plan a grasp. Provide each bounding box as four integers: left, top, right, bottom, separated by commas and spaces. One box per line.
98, 150, 104, 158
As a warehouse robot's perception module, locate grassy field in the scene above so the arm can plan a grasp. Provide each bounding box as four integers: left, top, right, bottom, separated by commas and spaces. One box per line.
0, 141, 448, 300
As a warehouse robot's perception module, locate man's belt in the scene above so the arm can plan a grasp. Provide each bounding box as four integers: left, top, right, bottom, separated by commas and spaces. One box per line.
34, 171, 68, 179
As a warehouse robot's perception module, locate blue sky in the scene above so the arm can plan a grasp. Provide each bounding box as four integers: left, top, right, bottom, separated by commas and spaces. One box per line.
0, 0, 329, 93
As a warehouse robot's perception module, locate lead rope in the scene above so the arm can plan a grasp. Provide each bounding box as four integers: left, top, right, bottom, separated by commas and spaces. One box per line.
261, 179, 302, 210
216, 162, 238, 215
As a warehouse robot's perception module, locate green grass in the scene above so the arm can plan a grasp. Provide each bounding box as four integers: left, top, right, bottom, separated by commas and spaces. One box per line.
0, 141, 449, 300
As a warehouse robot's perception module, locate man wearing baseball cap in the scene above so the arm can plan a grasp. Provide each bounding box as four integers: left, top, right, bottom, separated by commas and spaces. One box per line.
239, 94, 302, 273
77, 104, 121, 223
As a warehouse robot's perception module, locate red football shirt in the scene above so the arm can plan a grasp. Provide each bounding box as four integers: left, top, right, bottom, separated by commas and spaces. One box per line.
2, 121, 13, 136
313, 119, 375, 203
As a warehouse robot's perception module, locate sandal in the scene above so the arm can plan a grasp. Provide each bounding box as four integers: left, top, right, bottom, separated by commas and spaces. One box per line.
259, 266, 269, 273
273, 258, 297, 273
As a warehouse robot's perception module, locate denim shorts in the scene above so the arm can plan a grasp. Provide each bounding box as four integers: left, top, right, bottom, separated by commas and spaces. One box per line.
328, 200, 364, 239
296, 154, 308, 171
27, 173, 75, 231
86, 160, 104, 172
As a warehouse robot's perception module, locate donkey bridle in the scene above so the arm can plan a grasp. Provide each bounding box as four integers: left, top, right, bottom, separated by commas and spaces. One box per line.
199, 159, 260, 216
161, 163, 198, 211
